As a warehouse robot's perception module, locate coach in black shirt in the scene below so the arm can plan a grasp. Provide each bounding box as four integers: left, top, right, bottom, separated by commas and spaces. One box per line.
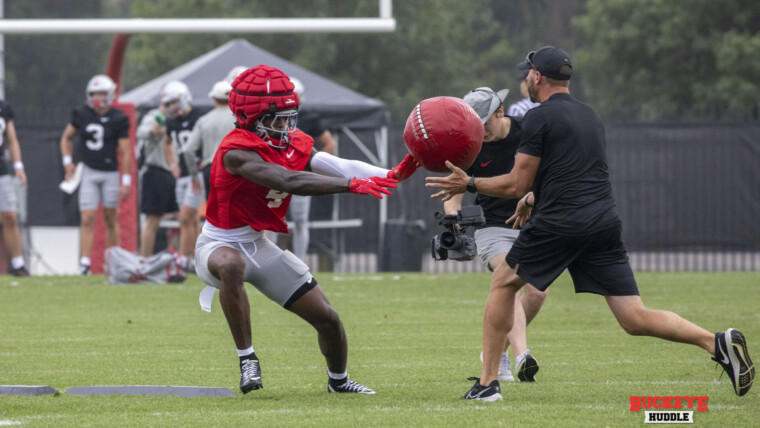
428, 46, 753, 401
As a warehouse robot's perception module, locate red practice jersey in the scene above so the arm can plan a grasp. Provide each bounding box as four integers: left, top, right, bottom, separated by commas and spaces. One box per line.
205, 128, 314, 233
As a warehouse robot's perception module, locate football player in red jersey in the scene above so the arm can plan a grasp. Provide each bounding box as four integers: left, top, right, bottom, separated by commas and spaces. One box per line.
195, 65, 418, 395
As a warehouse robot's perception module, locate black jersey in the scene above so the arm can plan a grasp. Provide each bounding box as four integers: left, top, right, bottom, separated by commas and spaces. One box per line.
518, 93, 620, 235
167, 109, 203, 177
70, 105, 130, 172
466, 117, 522, 229
0, 101, 15, 176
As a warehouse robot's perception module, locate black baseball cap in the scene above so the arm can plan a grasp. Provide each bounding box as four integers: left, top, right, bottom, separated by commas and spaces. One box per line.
517, 46, 572, 81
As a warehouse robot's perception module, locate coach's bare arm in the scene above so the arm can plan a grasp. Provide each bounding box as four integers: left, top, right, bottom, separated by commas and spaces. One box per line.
223, 149, 352, 196
426, 153, 540, 201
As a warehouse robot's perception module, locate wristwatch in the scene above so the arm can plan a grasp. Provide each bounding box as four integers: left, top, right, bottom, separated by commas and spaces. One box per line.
466, 177, 477, 193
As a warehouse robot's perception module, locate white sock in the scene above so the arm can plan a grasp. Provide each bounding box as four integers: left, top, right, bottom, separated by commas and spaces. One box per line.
516, 349, 530, 364
80, 256, 91, 267
11, 256, 25, 270
237, 347, 254, 357
327, 369, 347, 380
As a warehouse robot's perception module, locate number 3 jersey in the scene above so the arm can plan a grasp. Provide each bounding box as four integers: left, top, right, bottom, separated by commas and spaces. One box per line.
70, 105, 130, 171
205, 128, 314, 234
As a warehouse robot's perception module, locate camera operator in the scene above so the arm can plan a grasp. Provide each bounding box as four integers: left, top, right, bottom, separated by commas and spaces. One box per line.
443, 87, 548, 382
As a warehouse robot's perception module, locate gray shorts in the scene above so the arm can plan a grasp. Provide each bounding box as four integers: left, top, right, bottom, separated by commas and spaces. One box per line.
0, 174, 17, 213
194, 231, 313, 307
288, 195, 311, 223
176, 174, 204, 210
79, 164, 119, 211
474, 227, 521, 268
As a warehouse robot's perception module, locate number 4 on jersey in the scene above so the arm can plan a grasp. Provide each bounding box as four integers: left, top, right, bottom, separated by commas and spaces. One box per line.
265, 189, 289, 208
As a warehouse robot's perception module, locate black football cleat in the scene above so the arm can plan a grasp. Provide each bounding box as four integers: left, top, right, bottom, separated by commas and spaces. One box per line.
239, 358, 262, 394
11, 266, 30, 277
327, 376, 376, 394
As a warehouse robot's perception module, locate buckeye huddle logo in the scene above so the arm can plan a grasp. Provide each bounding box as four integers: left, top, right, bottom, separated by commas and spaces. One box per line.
629, 396, 708, 424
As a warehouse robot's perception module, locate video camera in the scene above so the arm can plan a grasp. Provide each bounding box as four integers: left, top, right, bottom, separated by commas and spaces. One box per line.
431, 205, 485, 261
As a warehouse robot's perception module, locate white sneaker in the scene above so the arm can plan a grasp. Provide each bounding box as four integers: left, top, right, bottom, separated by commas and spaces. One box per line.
480, 351, 514, 382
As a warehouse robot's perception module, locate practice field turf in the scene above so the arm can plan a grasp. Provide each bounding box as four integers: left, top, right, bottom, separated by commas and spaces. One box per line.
1, 272, 758, 427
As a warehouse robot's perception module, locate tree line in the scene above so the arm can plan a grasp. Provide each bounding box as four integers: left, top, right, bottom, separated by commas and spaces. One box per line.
5, 0, 759, 125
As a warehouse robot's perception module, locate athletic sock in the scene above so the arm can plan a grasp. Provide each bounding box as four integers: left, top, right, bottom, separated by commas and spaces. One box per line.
11, 256, 25, 270
516, 349, 530, 365
327, 369, 348, 380
238, 347, 257, 361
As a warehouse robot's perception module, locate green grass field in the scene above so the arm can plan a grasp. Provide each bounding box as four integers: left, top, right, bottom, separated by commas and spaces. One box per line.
1, 272, 758, 427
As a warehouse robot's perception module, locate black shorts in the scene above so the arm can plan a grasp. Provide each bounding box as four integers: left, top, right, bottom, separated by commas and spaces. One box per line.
141, 166, 179, 216
506, 223, 639, 296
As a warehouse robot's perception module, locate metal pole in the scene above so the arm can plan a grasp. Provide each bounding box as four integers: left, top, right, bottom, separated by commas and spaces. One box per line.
0, 18, 396, 34
379, 0, 392, 19
0, 0, 5, 100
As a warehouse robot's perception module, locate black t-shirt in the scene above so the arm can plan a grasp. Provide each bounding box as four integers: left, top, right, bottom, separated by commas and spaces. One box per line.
0, 101, 15, 176
466, 117, 522, 229
166, 109, 203, 177
70, 105, 130, 172
297, 109, 327, 141
518, 93, 620, 235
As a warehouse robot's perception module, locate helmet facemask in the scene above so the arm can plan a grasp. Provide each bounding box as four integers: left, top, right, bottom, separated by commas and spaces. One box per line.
163, 98, 190, 119
254, 108, 299, 150
160, 81, 192, 119
86, 75, 116, 109
88, 92, 112, 109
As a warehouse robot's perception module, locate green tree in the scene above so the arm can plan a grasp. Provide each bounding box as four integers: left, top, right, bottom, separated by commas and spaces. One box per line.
5, 0, 114, 124
573, 0, 760, 121
125, 0, 515, 122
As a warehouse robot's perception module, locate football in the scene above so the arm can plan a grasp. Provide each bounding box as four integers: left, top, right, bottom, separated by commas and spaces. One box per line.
403, 96, 484, 173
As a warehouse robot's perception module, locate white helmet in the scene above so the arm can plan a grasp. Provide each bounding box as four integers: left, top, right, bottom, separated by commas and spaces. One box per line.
290, 77, 305, 98
208, 80, 232, 101
160, 81, 192, 118
86, 74, 117, 109
225, 65, 249, 84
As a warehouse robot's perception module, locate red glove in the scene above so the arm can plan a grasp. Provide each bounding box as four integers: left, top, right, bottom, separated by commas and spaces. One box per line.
349, 176, 398, 199
387, 153, 420, 181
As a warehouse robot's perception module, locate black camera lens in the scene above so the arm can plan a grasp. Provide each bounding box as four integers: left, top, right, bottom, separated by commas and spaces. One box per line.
440, 231, 459, 249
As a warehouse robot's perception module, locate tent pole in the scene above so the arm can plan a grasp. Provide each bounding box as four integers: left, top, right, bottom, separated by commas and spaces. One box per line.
377, 126, 389, 271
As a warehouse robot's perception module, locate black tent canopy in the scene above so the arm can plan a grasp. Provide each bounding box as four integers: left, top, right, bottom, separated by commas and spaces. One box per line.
120, 38, 387, 130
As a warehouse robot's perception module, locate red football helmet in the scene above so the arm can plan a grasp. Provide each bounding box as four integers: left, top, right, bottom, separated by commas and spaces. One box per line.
229, 65, 300, 149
